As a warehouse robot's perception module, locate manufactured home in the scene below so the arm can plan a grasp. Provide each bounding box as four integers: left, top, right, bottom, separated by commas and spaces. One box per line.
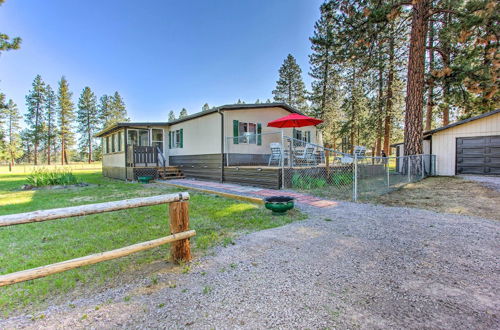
96, 103, 320, 188
392, 109, 500, 176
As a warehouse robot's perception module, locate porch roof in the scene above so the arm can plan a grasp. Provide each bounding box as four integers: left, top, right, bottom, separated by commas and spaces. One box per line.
95, 122, 168, 137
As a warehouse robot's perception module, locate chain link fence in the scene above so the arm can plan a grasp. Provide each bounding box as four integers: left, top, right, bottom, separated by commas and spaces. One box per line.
224, 132, 436, 202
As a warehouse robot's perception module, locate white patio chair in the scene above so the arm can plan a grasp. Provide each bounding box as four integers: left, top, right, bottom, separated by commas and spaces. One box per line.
294, 143, 317, 166
268, 143, 288, 166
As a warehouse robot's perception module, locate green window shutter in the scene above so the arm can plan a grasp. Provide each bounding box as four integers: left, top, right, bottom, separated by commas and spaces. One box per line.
180, 129, 183, 148
293, 128, 297, 139
233, 120, 239, 144
307, 131, 311, 143
168, 132, 172, 149
257, 123, 262, 146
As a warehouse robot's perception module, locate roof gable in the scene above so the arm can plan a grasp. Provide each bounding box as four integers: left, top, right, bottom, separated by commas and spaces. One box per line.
424, 109, 500, 136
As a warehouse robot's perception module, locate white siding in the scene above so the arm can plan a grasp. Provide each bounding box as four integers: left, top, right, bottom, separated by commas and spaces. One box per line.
432, 112, 500, 176
168, 112, 221, 156
103, 152, 125, 167
224, 107, 319, 154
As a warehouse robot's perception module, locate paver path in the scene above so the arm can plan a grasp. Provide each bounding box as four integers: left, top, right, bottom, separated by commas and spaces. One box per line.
166, 179, 339, 208
2, 182, 499, 329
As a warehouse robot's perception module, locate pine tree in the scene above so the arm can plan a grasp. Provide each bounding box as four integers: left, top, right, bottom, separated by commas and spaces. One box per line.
77, 87, 99, 163
100, 92, 128, 128
44, 85, 57, 164
266, 98, 271, 103
0, 0, 21, 56
179, 108, 188, 118
57, 76, 75, 165
0, 93, 6, 159
168, 110, 176, 121
309, 1, 344, 147
273, 54, 308, 111
25, 75, 46, 165
236, 99, 245, 104
109, 91, 128, 124
4, 99, 22, 166
202, 103, 210, 111
255, 99, 261, 104
99, 94, 111, 128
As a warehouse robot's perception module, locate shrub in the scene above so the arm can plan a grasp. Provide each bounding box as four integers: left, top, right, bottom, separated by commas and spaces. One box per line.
26, 168, 80, 187
291, 173, 327, 190
331, 172, 353, 185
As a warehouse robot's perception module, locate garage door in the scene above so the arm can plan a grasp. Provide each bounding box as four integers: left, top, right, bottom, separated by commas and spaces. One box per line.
456, 136, 500, 175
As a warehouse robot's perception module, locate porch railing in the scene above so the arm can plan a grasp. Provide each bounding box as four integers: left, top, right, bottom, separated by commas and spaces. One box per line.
127, 145, 158, 167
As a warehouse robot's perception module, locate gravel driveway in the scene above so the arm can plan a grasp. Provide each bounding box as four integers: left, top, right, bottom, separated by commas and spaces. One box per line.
2, 202, 499, 329
461, 175, 500, 192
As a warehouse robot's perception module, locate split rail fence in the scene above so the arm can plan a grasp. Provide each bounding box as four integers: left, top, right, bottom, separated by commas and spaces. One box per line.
0, 193, 195, 287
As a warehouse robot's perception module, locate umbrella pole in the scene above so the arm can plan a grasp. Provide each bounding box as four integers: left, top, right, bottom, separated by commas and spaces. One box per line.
281, 129, 285, 189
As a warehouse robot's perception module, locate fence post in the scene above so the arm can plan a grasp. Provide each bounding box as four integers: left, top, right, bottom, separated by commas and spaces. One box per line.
408, 156, 411, 182
325, 148, 330, 178
421, 155, 425, 179
353, 154, 358, 202
386, 157, 390, 187
169, 200, 192, 263
281, 131, 285, 189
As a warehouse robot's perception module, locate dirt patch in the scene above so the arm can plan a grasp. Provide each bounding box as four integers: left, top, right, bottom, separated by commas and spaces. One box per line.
375, 176, 500, 220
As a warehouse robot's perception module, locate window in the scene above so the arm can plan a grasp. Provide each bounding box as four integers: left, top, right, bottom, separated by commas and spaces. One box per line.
117, 131, 122, 152
238, 122, 257, 144
139, 129, 149, 146
169, 129, 183, 148
152, 129, 163, 152
127, 129, 150, 146
111, 134, 116, 152
128, 130, 138, 146
293, 129, 311, 143
106, 136, 110, 154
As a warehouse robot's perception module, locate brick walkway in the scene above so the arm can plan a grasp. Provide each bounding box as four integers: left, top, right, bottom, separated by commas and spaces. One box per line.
165, 179, 339, 208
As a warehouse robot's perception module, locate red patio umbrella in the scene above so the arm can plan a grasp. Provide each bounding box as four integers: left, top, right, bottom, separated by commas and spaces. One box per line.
267, 113, 323, 128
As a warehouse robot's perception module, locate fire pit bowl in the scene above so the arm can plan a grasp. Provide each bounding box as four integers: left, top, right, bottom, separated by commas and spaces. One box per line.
263, 196, 295, 215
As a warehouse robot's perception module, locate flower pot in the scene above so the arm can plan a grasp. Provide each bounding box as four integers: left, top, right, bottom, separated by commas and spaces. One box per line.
264, 196, 295, 215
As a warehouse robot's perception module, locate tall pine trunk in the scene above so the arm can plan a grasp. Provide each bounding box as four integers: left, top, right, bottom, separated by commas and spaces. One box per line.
404, 0, 429, 156
441, 4, 451, 125
34, 101, 40, 165
383, 29, 395, 155
61, 134, 65, 165
425, 20, 435, 131
350, 68, 356, 154
88, 135, 92, 163
376, 48, 384, 156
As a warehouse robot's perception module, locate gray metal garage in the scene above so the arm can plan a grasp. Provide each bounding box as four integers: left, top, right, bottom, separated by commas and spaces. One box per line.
456, 135, 500, 175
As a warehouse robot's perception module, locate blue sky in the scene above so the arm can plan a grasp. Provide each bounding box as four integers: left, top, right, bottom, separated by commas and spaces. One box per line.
0, 0, 323, 122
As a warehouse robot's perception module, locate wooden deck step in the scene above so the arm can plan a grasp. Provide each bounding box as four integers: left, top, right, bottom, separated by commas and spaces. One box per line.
157, 166, 184, 180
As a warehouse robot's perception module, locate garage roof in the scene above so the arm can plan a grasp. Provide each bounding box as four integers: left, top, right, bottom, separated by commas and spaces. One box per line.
424, 109, 500, 136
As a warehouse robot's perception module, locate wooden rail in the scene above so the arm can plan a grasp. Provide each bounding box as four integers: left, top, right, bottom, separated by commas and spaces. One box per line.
0, 192, 195, 287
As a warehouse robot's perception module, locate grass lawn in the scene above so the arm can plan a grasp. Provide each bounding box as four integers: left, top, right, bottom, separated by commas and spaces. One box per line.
0, 169, 305, 316
374, 176, 500, 220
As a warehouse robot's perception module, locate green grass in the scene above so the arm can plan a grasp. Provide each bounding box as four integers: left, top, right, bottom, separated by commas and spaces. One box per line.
0, 169, 305, 315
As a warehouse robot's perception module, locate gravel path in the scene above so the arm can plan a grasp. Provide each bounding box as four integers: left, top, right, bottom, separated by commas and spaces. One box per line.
461, 175, 500, 192
2, 201, 499, 329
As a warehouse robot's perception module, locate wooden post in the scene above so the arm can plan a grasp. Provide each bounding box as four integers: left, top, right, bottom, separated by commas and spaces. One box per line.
169, 201, 192, 263
325, 146, 330, 178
